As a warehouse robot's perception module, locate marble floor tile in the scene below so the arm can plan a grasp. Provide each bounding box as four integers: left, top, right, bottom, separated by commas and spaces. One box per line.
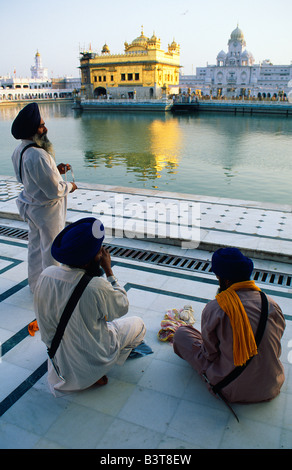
0, 421, 41, 449
44, 402, 115, 449
2, 387, 69, 436
0, 303, 34, 333
0, 361, 34, 401
69, 377, 136, 416
137, 358, 194, 399
118, 387, 180, 434
219, 417, 283, 449
166, 398, 229, 449
96, 417, 164, 449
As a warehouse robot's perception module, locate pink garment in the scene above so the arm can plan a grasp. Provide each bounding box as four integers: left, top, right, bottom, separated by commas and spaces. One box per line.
173, 289, 286, 403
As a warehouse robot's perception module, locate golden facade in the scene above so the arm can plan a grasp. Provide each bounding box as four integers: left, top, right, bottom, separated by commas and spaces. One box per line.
79, 28, 180, 99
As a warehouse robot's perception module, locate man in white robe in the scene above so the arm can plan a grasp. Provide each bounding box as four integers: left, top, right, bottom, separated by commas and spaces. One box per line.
11, 102, 77, 292
34, 217, 146, 396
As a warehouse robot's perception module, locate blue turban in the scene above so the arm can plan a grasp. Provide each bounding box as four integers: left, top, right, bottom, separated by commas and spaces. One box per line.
51, 218, 105, 266
11, 103, 41, 139
211, 247, 253, 281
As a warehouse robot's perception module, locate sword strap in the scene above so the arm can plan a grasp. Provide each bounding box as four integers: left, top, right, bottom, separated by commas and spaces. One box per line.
47, 273, 92, 360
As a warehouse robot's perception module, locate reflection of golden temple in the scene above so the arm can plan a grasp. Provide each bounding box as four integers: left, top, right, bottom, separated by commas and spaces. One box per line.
79, 27, 180, 100
149, 119, 181, 174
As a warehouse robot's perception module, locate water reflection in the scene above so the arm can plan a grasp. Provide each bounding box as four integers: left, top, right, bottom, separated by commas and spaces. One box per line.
81, 112, 181, 182
149, 119, 181, 174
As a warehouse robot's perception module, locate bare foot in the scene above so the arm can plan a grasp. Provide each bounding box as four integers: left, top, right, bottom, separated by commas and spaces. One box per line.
95, 375, 108, 386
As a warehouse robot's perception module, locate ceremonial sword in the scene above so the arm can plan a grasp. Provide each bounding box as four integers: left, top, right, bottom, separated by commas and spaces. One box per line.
202, 373, 239, 422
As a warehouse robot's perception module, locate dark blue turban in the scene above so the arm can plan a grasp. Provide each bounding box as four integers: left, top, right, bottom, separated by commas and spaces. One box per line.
211, 247, 253, 281
11, 103, 41, 139
51, 218, 105, 266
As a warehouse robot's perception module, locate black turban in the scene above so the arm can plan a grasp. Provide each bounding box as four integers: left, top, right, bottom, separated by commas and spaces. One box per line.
211, 247, 253, 281
11, 103, 41, 139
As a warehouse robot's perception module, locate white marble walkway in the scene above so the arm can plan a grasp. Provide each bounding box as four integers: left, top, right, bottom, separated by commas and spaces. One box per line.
0, 176, 291, 450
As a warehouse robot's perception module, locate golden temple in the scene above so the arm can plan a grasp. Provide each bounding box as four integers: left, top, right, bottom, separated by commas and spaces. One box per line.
79, 27, 180, 100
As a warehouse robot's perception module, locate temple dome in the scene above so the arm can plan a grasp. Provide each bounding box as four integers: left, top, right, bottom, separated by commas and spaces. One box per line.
149, 32, 158, 42
230, 25, 245, 41
131, 29, 148, 48
217, 50, 227, 58
101, 43, 110, 54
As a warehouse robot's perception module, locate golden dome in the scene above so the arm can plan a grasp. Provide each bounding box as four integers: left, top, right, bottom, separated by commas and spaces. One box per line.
125, 27, 149, 51
101, 43, 110, 54
131, 29, 148, 47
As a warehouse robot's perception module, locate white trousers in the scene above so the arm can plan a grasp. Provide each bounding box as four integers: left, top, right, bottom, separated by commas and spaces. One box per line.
109, 315, 146, 365
18, 199, 67, 292
48, 315, 146, 396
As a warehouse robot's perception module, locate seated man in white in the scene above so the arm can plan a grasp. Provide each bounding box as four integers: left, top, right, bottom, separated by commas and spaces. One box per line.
34, 217, 146, 396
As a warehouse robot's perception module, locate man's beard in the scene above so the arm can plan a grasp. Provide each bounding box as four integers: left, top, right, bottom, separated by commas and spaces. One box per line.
218, 278, 229, 293
32, 133, 55, 160
85, 258, 104, 277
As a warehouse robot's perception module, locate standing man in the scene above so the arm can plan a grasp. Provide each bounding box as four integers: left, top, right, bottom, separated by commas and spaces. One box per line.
173, 247, 286, 403
34, 217, 146, 396
11, 102, 77, 293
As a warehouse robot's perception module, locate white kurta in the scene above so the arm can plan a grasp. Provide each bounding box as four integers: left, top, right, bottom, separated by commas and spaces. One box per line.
34, 265, 146, 396
11, 140, 72, 291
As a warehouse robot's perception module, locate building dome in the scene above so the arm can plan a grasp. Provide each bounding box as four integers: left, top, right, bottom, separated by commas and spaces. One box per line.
230, 25, 244, 41
168, 38, 179, 53
131, 28, 148, 48
101, 43, 110, 54
217, 50, 227, 59
147, 32, 161, 50
125, 28, 150, 52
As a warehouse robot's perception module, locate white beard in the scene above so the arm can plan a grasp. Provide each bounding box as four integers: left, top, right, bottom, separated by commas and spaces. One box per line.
32, 133, 55, 160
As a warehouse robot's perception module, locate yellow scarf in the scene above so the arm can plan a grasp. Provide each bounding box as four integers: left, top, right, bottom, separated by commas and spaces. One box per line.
216, 280, 261, 366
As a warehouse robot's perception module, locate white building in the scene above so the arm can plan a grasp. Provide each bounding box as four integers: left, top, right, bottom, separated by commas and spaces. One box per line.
0, 51, 81, 102
180, 26, 292, 99
30, 50, 48, 80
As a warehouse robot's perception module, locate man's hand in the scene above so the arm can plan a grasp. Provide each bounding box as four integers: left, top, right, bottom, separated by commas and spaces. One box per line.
57, 163, 71, 175
99, 247, 113, 277
70, 182, 77, 193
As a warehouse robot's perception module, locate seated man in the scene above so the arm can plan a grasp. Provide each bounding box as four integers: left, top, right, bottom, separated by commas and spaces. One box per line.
34, 217, 146, 396
173, 247, 286, 403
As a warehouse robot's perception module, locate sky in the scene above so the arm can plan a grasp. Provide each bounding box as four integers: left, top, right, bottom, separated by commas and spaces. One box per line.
1, 0, 292, 78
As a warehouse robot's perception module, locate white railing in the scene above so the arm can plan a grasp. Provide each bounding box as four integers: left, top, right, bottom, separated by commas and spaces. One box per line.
174, 97, 291, 106
81, 98, 173, 105
198, 99, 291, 106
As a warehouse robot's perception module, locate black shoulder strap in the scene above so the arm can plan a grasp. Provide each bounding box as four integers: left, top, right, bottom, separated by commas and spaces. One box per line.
19, 143, 40, 183
47, 273, 92, 359
212, 291, 269, 394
